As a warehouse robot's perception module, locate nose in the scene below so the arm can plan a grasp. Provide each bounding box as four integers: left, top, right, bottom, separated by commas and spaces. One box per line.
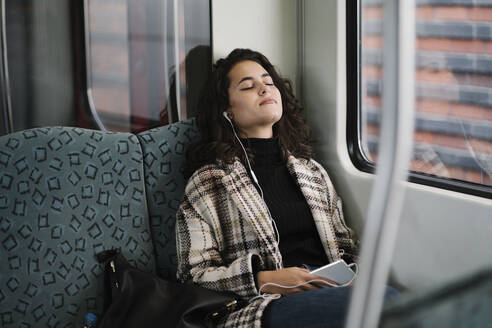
258, 83, 268, 95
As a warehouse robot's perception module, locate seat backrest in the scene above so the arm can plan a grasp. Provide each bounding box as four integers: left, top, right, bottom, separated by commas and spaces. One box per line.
0, 127, 156, 327
137, 118, 199, 279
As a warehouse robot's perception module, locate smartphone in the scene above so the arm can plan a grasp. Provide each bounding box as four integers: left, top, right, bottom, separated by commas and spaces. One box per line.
309, 259, 355, 285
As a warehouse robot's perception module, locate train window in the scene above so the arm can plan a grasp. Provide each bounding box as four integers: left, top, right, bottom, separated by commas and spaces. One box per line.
348, 0, 492, 197
85, 0, 211, 132
1, 0, 211, 135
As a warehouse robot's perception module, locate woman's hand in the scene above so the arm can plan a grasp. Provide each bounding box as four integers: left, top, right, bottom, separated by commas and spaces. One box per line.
256, 267, 338, 296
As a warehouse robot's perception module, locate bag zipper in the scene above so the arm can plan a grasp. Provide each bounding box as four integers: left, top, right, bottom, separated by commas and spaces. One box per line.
210, 299, 238, 319
110, 260, 119, 289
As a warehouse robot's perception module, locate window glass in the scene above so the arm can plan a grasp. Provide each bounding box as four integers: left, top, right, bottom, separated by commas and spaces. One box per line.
87, 0, 131, 131
1, 0, 211, 135
360, 0, 492, 187
86, 0, 211, 133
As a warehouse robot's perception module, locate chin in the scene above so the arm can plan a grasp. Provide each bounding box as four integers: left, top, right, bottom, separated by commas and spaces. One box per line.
272, 110, 283, 122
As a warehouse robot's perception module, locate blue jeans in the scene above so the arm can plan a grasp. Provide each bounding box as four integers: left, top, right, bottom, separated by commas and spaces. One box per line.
261, 286, 399, 328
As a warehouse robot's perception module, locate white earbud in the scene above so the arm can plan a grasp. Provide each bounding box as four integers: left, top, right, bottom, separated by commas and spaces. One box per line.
222, 111, 232, 123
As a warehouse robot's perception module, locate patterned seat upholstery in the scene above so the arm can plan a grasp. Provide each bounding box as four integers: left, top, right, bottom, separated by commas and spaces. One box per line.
137, 118, 199, 280
0, 127, 156, 327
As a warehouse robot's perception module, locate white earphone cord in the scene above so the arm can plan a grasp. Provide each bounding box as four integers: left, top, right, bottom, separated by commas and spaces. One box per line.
223, 112, 281, 246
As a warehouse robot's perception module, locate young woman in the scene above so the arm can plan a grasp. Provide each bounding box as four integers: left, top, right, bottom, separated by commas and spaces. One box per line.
176, 48, 395, 327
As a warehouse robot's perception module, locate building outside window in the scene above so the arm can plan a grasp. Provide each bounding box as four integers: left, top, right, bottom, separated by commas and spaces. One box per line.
358, 0, 492, 189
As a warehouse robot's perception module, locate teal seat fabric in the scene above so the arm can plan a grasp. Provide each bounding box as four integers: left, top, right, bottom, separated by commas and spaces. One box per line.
137, 118, 199, 279
0, 127, 156, 327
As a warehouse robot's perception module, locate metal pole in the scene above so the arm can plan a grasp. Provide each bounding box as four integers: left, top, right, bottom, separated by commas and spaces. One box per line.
296, 0, 305, 104
177, 0, 187, 121
172, 0, 182, 122
1, 0, 13, 133
162, 0, 171, 123
345, 1, 415, 327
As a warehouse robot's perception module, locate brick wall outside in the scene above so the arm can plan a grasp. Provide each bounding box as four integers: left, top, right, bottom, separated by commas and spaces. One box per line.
361, 0, 492, 186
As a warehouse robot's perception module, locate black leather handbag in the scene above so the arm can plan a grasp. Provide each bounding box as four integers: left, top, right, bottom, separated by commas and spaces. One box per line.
96, 250, 243, 328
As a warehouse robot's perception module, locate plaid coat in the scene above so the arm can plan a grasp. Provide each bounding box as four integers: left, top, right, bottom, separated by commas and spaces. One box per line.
176, 155, 359, 327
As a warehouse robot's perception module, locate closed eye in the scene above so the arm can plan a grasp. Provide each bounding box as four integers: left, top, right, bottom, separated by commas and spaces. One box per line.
238, 78, 274, 90
263, 76, 274, 86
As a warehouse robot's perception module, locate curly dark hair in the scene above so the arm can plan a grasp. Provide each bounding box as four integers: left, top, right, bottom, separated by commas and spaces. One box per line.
185, 48, 312, 177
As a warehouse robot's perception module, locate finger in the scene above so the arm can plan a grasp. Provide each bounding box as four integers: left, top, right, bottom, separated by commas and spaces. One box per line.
312, 280, 335, 288
325, 278, 338, 286
300, 283, 320, 291
301, 272, 334, 283
305, 271, 335, 282
311, 281, 330, 289
282, 288, 303, 296
309, 274, 339, 287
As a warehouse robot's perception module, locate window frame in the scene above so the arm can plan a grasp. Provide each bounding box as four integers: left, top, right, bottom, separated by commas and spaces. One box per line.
345, 1, 492, 199
72, 0, 100, 131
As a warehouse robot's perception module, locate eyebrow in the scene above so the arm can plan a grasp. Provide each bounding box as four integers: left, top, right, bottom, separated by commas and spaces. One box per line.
237, 73, 271, 85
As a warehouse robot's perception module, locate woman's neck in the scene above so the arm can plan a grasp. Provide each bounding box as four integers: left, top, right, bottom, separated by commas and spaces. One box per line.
242, 136, 283, 167
238, 125, 274, 139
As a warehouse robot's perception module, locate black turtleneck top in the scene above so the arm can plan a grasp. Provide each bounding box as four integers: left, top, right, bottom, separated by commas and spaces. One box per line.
243, 137, 329, 268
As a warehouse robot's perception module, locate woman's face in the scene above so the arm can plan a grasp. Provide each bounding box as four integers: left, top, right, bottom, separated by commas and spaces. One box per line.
226, 60, 282, 138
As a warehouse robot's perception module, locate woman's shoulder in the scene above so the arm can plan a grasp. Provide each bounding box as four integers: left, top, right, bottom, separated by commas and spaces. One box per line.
288, 155, 335, 185
185, 161, 236, 192
188, 162, 226, 181
288, 155, 324, 173
307, 158, 327, 173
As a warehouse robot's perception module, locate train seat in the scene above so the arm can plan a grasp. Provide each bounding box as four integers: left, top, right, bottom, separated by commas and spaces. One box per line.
0, 119, 198, 327
136, 119, 199, 280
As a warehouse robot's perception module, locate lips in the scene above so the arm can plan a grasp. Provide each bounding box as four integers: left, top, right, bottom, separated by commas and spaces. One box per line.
260, 98, 276, 105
